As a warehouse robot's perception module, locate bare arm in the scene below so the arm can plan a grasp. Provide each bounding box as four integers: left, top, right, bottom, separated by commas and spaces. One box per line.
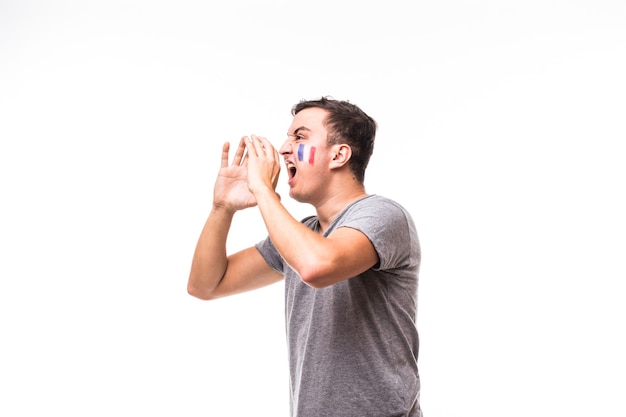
187, 210, 282, 300
187, 138, 283, 300
253, 188, 377, 288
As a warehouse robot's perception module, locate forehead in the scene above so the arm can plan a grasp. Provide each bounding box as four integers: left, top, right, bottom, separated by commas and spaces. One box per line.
288, 107, 329, 135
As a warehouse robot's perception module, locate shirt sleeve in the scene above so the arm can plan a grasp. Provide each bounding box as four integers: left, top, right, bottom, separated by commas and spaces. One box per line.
337, 197, 418, 271
255, 236, 285, 274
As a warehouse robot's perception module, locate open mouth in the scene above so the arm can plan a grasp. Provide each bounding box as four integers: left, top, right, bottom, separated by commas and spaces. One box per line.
286, 162, 297, 179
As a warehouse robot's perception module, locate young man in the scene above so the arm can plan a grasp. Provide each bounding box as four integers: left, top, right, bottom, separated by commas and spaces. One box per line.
188, 97, 423, 416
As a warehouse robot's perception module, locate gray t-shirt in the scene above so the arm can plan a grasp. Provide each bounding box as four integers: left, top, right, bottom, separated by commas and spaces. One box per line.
256, 195, 422, 417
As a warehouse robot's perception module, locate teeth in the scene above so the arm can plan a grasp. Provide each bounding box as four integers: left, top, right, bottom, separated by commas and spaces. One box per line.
286, 162, 296, 177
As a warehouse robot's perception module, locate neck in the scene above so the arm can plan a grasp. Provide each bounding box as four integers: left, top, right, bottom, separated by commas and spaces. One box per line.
314, 185, 368, 233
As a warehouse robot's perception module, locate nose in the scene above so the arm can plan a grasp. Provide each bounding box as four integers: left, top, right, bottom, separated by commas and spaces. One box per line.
279, 139, 292, 157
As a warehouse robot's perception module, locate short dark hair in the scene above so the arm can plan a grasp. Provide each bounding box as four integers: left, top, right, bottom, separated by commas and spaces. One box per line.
292, 96, 377, 183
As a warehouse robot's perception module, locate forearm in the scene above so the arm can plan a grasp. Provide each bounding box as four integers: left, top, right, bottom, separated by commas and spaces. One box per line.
187, 206, 235, 299
254, 189, 327, 282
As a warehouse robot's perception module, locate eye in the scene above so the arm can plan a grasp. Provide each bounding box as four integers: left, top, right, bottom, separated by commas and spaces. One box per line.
287, 133, 305, 141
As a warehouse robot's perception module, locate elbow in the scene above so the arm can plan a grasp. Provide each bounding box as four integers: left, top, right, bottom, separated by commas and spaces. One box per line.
298, 266, 333, 289
187, 283, 209, 300
300, 275, 326, 289
187, 278, 216, 301
297, 255, 357, 288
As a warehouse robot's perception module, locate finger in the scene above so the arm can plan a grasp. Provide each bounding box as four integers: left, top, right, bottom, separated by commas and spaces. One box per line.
269, 141, 280, 163
272, 148, 281, 188
232, 136, 248, 165
247, 135, 260, 157
251, 134, 272, 155
221, 142, 230, 168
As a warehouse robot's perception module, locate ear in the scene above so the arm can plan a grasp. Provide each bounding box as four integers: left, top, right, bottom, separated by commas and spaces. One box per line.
329, 144, 352, 170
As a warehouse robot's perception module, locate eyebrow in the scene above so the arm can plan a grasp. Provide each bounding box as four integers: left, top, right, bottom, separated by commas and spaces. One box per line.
287, 126, 311, 137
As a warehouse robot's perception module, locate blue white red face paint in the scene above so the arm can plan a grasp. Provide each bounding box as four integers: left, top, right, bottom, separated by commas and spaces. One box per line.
297, 144, 316, 164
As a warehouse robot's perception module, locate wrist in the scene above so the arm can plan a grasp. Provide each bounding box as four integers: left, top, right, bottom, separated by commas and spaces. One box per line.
211, 203, 236, 217
253, 187, 280, 205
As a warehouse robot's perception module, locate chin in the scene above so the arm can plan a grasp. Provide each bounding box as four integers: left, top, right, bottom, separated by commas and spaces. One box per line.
289, 190, 308, 204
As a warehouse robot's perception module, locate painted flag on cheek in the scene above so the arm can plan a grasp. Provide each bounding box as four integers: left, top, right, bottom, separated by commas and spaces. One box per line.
297, 144, 316, 165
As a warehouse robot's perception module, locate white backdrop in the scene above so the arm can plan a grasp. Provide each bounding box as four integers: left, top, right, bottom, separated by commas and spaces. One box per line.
1, 1, 625, 416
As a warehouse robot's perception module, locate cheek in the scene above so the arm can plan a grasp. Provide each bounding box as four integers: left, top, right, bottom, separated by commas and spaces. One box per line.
297, 144, 316, 165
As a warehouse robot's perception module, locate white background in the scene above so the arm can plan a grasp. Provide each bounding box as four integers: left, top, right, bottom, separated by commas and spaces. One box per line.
1, 1, 625, 416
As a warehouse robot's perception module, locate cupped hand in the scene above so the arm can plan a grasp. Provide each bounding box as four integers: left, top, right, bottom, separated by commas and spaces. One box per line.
245, 135, 281, 195
212, 137, 258, 211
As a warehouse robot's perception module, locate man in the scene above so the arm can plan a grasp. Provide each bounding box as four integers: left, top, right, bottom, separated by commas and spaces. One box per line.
188, 97, 422, 416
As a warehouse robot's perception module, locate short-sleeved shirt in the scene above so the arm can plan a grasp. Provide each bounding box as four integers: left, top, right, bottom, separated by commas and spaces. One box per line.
256, 195, 422, 417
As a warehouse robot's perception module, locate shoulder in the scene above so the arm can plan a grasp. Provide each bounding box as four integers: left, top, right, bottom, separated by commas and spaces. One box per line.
335, 195, 415, 236
342, 195, 419, 270
348, 195, 413, 221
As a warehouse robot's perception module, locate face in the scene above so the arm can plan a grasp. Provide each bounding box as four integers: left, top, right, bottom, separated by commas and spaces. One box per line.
280, 107, 333, 202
